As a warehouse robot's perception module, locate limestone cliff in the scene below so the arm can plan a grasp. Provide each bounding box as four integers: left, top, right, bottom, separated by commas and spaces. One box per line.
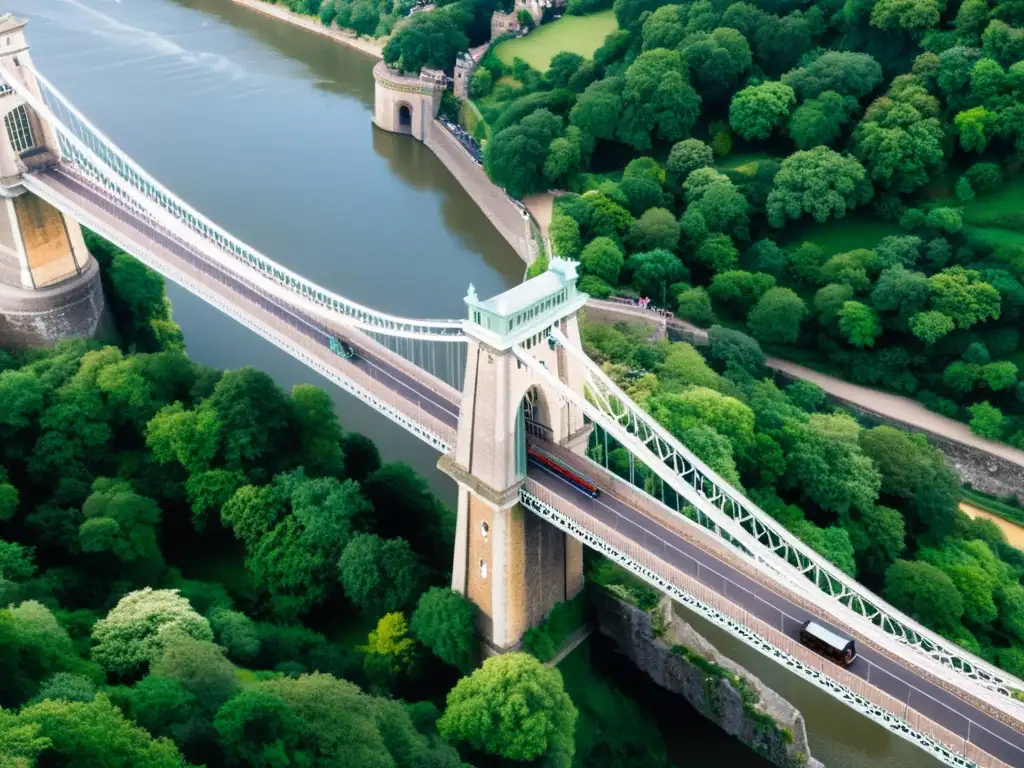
593, 588, 822, 768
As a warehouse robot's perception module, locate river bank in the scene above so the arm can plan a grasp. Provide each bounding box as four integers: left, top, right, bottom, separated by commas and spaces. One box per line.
230, 0, 384, 58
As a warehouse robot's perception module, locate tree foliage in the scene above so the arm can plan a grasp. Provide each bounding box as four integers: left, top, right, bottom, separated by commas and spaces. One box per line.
439, 653, 577, 768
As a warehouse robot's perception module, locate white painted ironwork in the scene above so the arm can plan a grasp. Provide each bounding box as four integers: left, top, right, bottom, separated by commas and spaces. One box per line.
519, 483, 1000, 768
536, 329, 1024, 708
0, 64, 465, 342
11, 51, 1024, 737
23, 173, 455, 454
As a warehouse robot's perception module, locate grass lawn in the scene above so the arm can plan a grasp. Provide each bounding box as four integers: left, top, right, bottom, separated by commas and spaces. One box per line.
959, 176, 1024, 226
714, 152, 775, 177
781, 212, 904, 256
925, 176, 1024, 258
493, 10, 618, 71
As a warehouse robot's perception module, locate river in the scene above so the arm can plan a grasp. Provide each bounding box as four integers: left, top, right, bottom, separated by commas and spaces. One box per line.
13, 1, 942, 766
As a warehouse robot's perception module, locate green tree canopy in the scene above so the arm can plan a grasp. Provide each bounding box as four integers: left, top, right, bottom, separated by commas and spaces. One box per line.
729, 81, 796, 140
439, 653, 577, 768
884, 560, 965, 634
580, 237, 627, 284
838, 301, 883, 348
410, 587, 477, 673
617, 49, 702, 149
788, 91, 860, 149
667, 138, 714, 180
20, 695, 187, 767
782, 51, 884, 100
91, 589, 212, 678
381, 9, 468, 73
485, 109, 564, 199
339, 533, 427, 616
766, 147, 871, 227
747, 287, 807, 344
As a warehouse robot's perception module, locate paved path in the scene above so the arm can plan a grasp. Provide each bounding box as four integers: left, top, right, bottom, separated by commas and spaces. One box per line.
523, 192, 555, 237
767, 359, 1024, 468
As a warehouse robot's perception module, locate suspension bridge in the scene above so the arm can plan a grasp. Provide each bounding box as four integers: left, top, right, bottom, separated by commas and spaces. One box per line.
1, 18, 1023, 768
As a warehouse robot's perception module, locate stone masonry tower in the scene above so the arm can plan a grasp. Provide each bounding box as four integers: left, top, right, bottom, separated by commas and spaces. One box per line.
440, 259, 592, 653
0, 15, 107, 347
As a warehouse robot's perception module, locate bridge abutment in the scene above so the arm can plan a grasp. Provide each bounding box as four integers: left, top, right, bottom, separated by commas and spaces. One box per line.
442, 259, 591, 652
372, 61, 445, 142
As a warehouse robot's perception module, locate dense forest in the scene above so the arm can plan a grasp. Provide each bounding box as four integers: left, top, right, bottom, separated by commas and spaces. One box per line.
413, 0, 1024, 445
0, 234, 681, 768
581, 317, 1024, 675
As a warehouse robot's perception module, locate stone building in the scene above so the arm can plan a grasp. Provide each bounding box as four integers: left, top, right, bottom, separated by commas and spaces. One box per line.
453, 51, 475, 100
490, 0, 544, 40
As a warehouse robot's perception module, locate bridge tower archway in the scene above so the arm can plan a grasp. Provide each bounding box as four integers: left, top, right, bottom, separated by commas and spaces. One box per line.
442, 259, 591, 653
514, 384, 553, 477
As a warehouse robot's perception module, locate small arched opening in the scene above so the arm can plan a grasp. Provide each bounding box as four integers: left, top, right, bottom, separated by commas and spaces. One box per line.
514, 385, 553, 477
397, 104, 412, 133
3, 104, 35, 157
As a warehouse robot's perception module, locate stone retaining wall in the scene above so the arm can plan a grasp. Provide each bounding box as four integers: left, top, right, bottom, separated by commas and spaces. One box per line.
424, 121, 533, 263
594, 589, 821, 768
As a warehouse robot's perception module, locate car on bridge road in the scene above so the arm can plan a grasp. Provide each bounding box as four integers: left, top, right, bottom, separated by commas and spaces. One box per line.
800, 620, 857, 666
329, 337, 356, 359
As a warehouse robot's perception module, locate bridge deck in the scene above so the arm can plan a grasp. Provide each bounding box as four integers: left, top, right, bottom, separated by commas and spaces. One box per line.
26, 167, 1024, 768
30, 168, 460, 448
527, 446, 1024, 767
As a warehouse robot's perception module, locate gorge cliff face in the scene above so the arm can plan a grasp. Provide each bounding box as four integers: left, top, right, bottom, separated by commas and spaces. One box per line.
593, 588, 822, 768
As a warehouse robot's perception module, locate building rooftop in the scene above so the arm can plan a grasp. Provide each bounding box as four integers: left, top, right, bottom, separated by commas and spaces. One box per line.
0, 15, 27, 35
468, 258, 578, 318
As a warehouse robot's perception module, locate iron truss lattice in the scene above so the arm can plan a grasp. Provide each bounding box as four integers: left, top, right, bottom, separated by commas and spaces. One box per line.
526, 328, 1024, 710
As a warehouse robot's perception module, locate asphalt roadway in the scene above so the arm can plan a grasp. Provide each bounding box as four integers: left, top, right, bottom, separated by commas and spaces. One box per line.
39, 168, 1024, 765
528, 460, 1024, 765
40, 169, 462, 432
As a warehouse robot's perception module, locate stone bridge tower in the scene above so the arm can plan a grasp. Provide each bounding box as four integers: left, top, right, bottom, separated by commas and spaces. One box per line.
440, 258, 592, 653
0, 15, 107, 348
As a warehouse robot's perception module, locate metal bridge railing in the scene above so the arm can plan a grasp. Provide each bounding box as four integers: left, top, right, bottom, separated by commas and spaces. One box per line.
522, 480, 1018, 768
2, 63, 465, 342
533, 329, 1024, 712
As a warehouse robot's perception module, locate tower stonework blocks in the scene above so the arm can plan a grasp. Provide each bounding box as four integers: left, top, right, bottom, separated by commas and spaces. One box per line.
441, 259, 590, 653
0, 15, 108, 348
